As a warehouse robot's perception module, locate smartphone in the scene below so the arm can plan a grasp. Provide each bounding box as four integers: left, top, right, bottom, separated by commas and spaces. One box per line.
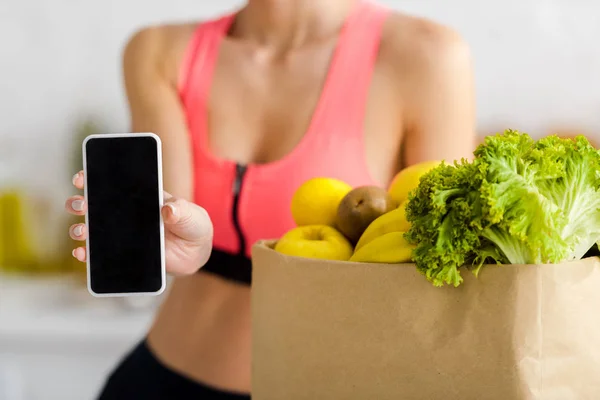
82, 133, 166, 297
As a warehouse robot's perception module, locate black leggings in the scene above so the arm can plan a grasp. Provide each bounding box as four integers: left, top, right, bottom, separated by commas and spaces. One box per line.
97, 340, 251, 400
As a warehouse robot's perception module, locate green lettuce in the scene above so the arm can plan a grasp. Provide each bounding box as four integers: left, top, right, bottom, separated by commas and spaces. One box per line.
405, 130, 600, 287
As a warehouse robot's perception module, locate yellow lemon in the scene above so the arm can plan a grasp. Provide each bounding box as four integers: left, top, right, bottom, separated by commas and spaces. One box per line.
291, 177, 352, 227
274, 225, 354, 261
387, 161, 442, 204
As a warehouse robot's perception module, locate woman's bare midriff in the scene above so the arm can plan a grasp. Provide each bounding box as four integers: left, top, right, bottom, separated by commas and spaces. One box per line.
147, 273, 252, 393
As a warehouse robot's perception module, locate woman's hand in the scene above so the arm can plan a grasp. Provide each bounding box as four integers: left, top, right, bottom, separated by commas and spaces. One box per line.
65, 171, 214, 276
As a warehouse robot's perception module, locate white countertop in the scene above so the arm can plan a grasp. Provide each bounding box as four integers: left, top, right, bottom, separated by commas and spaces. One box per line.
0, 272, 157, 346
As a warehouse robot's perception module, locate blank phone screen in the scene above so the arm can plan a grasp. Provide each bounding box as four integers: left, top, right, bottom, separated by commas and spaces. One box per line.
85, 135, 163, 295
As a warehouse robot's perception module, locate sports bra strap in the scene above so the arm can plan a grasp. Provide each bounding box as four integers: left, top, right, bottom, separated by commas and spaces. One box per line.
312, 1, 390, 133
178, 15, 235, 107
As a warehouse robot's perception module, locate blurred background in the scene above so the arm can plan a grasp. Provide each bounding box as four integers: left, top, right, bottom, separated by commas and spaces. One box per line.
1, 0, 599, 399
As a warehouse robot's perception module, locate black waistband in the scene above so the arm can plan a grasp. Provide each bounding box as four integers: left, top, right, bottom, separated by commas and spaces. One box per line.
98, 340, 251, 399
198, 248, 252, 285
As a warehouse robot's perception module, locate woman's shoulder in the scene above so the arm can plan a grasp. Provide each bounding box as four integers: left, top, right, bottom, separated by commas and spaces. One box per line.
379, 11, 472, 77
378, 11, 476, 162
122, 22, 202, 87
376, 10, 473, 112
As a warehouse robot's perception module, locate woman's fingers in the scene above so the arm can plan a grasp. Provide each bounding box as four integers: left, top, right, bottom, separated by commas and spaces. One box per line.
162, 202, 179, 225
162, 198, 214, 271
72, 246, 87, 262
162, 198, 213, 244
65, 195, 86, 215
69, 223, 87, 241
66, 189, 172, 217
72, 171, 85, 190
67, 173, 86, 262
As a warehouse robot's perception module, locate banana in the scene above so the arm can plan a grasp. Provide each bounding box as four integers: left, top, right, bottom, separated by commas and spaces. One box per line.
349, 231, 415, 263
355, 200, 410, 251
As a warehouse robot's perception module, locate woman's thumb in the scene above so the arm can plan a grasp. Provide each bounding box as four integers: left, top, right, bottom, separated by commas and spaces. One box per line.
162, 198, 213, 243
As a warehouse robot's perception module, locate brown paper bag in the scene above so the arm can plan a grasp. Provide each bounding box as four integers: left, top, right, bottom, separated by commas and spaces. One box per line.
251, 240, 600, 400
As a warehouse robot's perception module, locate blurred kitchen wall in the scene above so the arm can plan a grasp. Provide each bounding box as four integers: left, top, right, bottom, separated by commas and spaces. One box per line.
0, 0, 243, 200
2, 0, 600, 198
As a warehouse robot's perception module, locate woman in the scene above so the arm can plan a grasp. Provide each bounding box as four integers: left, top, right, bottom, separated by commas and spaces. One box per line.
66, 0, 476, 398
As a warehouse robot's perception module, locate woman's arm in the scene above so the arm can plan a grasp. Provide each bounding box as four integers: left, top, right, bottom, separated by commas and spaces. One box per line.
400, 23, 477, 166
122, 26, 195, 201
120, 26, 213, 274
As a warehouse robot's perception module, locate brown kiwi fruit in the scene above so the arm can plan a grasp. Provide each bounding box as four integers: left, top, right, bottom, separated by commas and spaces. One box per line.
335, 186, 397, 244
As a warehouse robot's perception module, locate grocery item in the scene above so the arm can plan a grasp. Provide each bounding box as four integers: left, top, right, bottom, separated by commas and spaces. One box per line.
335, 186, 396, 243
290, 178, 352, 227
252, 241, 600, 400
274, 225, 353, 261
387, 160, 440, 205
354, 200, 410, 252
251, 131, 600, 400
349, 231, 414, 263
405, 130, 600, 286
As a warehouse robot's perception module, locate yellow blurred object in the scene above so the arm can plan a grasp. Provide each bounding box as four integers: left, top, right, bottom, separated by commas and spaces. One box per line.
0, 120, 101, 276
0, 190, 38, 272
349, 231, 415, 263
387, 161, 441, 205
274, 225, 354, 261
354, 200, 410, 252
290, 177, 352, 227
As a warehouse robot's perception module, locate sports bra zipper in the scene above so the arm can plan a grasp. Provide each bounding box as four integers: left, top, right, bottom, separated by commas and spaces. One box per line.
232, 163, 248, 256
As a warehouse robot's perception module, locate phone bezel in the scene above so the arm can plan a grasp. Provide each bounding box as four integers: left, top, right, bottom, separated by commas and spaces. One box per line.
82, 132, 166, 298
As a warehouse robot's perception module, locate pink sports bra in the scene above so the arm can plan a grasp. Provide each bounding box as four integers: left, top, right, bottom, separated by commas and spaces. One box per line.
178, 1, 389, 284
